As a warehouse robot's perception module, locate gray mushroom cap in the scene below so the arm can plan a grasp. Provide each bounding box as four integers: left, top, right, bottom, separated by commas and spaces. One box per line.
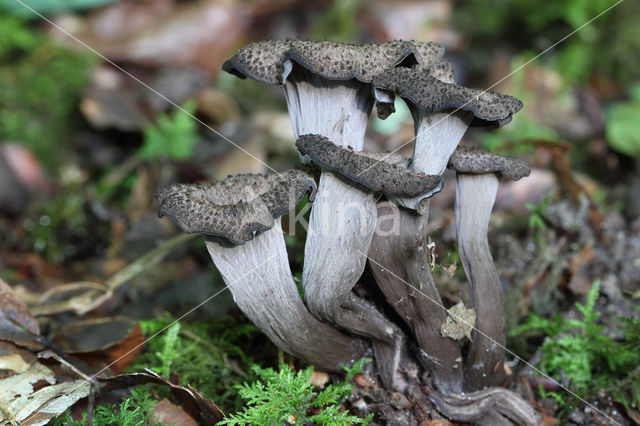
222, 40, 445, 85
295, 134, 443, 198
156, 170, 316, 244
447, 146, 530, 181
372, 65, 523, 127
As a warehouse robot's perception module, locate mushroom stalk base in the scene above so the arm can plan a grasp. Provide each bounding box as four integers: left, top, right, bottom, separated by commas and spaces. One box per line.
455, 173, 505, 389
369, 202, 463, 394
205, 221, 367, 371
429, 387, 541, 426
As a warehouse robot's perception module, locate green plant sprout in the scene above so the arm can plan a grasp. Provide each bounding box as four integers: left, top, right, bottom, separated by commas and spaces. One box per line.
525, 194, 552, 251
606, 82, 640, 157
221, 358, 373, 426
156, 322, 181, 379
138, 100, 199, 161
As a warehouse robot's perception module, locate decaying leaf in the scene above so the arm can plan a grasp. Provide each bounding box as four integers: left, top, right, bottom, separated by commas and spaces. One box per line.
51, 318, 145, 375
0, 278, 43, 349
0, 343, 90, 425
0, 342, 36, 377
440, 302, 476, 341
151, 399, 198, 426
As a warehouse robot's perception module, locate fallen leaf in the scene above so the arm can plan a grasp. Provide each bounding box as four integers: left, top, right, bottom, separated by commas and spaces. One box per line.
0, 347, 90, 425
51, 319, 145, 375
80, 88, 149, 131
310, 371, 329, 388
567, 242, 595, 296
151, 399, 198, 426
419, 420, 454, 426
69, 0, 249, 73
0, 278, 43, 350
440, 302, 476, 341
0, 341, 38, 377
354, 373, 377, 389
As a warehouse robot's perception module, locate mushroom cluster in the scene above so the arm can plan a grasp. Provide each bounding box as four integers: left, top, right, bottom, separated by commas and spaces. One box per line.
156, 40, 539, 424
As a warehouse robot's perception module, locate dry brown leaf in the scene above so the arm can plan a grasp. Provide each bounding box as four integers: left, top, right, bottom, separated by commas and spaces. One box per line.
0, 346, 90, 425
151, 399, 198, 426
69, 0, 249, 72
440, 301, 476, 341
0, 278, 43, 350
310, 371, 329, 388
51, 319, 145, 375
567, 242, 595, 296
80, 88, 149, 131
354, 373, 377, 389
419, 420, 454, 426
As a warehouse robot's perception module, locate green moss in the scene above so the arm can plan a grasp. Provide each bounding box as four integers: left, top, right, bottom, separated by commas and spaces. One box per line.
130, 315, 260, 413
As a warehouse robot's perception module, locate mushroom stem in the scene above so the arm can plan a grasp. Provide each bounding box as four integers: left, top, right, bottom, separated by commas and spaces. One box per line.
303, 175, 408, 390
455, 173, 505, 389
282, 66, 406, 389
369, 202, 463, 393
411, 111, 472, 175
204, 220, 368, 371
302, 175, 377, 321
368, 109, 471, 392
387, 110, 472, 212
283, 66, 372, 149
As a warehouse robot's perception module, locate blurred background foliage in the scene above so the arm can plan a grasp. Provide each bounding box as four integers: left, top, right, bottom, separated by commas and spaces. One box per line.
0, 14, 94, 170
455, 0, 640, 89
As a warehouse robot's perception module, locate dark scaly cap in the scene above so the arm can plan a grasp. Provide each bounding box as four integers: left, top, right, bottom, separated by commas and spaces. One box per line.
295, 134, 442, 197
222, 40, 445, 85
372, 64, 523, 127
447, 146, 530, 181
156, 170, 316, 244
222, 40, 293, 85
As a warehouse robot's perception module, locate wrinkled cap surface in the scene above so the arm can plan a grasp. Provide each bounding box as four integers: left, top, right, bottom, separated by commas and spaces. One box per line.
156, 170, 316, 244
447, 146, 530, 181
222, 40, 293, 85
222, 40, 445, 85
296, 134, 442, 197
373, 66, 523, 127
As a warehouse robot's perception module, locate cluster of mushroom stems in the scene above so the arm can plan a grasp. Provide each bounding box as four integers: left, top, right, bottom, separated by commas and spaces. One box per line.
157, 40, 538, 424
